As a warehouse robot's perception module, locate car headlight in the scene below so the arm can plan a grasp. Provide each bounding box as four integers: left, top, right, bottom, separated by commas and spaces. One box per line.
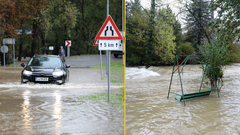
23, 70, 32, 76
52, 71, 64, 76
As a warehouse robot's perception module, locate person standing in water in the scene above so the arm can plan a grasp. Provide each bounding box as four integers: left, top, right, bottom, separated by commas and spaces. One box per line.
59, 46, 66, 62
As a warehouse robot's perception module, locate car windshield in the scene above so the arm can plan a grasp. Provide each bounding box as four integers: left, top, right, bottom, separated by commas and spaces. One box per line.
28, 57, 62, 68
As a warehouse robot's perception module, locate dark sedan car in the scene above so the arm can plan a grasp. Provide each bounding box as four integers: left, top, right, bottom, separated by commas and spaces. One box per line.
21, 54, 70, 84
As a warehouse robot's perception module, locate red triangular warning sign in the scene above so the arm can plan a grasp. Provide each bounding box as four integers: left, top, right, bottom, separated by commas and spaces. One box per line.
93, 39, 99, 46
95, 15, 123, 40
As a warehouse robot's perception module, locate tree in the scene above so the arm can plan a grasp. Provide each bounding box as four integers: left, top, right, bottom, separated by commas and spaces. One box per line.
0, 0, 47, 38
184, 0, 212, 50
40, 0, 79, 54
126, 10, 148, 65
199, 36, 232, 89
210, 0, 240, 43
126, 1, 177, 66
153, 8, 176, 65
145, 0, 156, 68
0, 0, 47, 61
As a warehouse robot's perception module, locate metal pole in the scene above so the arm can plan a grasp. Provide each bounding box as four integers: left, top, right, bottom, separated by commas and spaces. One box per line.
3, 39, 5, 70
107, 0, 109, 16
106, 0, 109, 75
106, 51, 108, 75
4, 49, 5, 70
67, 46, 70, 57
13, 44, 15, 69
122, 0, 124, 65
108, 50, 111, 102
100, 50, 103, 78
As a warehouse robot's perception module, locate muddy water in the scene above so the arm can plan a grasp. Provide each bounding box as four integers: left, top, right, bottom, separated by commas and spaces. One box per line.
0, 67, 123, 134
127, 65, 240, 134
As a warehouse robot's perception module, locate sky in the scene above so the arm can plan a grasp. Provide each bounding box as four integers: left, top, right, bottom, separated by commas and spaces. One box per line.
126, 0, 186, 27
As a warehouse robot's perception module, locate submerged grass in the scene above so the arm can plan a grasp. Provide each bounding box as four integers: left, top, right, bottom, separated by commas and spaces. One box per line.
82, 62, 124, 108
78, 87, 124, 108
91, 62, 124, 83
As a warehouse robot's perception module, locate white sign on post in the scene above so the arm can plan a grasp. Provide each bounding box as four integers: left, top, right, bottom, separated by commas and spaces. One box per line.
98, 40, 122, 51
49, 46, 54, 50
65, 40, 71, 57
94, 15, 123, 103
65, 40, 71, 46
2, 38, 15, 69
1, 45, 8, 53
3, 38, 15, 44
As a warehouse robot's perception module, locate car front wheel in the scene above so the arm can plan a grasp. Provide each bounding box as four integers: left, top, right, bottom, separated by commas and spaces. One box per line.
21, 76, 26, 84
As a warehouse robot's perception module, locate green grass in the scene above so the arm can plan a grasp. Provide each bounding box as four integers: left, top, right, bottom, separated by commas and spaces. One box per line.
91, 62, 123, 69
91, 62, 124, 83
69, 54, 99, 58
78, 87, 124, 108
91, 64, 107, 69
8, 62, 21, 67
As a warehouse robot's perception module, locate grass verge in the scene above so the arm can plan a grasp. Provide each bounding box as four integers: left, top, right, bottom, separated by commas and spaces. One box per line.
78, 87, 124, 108
91, 62, 124, 83
68, 54, 99, 58
8, 62, 22, 67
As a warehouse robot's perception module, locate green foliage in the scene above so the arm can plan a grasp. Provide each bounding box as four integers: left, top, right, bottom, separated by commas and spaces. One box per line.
145, 0, 156, 68
126, 9, 148, 65
176, 42, 195, 55
173, 20, 184, 46
41, 0, 79, 37
199, 37, 232, 89
126, 54, 142, 65
210, 0, 240, 43
126, 1, 178, 66
1, 0, 122, 58
184, 0, 212, 50
229, 43, 240, 63
153, 8, 176, 65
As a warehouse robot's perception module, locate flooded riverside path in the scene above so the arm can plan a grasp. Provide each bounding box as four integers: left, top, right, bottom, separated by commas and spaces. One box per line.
126, 64, 240, 134
0, 55, 123, 134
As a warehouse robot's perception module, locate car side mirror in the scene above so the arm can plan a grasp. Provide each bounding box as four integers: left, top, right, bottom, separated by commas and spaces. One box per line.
21, 63, 25, 67
66, 64, 70, 68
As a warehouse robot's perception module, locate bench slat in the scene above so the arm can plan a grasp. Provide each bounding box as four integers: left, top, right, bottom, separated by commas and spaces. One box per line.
175, 90, 211, 101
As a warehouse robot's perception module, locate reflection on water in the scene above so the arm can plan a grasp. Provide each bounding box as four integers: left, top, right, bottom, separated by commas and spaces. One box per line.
53, 91, 62, 134
127, 65, 240, 134
21, 90, 33, 134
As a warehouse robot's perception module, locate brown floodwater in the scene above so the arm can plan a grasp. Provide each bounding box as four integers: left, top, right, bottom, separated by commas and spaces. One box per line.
126, 64, 240, 134
0, 67, 123, 134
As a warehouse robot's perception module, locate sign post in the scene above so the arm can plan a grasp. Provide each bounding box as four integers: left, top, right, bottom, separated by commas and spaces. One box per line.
49, 46, 54, 54
94, 40, 103, 78
122, 0, 124, 65
65, 40, 71, 57
1, 45, 8, 69
95, 15, 123, 103
2, 38, 15, 69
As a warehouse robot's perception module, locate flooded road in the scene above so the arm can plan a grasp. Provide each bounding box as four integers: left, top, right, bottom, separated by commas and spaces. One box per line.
0, 67, 123, 134
126, 64, 240, 134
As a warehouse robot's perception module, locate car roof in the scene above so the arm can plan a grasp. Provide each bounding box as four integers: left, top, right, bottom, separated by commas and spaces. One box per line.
33, 54, 60, 58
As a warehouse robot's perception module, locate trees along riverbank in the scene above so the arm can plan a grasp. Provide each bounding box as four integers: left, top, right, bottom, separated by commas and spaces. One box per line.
0, 0, 123, 63
126, 0, 240, 67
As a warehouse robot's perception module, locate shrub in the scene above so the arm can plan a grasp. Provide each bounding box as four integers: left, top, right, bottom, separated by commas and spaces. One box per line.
176, 42, 195, 56
199, 37, 232, 89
